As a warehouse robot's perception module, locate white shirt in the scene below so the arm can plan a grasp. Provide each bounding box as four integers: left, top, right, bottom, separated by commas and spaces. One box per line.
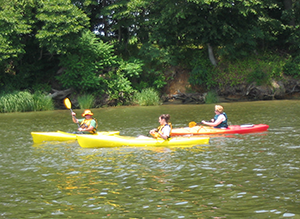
161, 125, 171, 137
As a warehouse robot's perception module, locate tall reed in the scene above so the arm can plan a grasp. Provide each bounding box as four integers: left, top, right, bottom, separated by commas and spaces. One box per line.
205, 91, 219, 104
0, 91, 53, 113
32, 92, 54, 111
133, 88, 160, 106
77, 94, 95, 109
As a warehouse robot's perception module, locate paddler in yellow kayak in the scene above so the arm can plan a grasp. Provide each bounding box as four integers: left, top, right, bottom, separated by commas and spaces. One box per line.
149, 114, 172, 140
72, 109, 98, 134
201, 105, 228, 128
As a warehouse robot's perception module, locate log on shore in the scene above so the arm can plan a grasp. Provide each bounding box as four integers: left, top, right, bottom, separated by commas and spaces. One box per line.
162, 92, 206, 104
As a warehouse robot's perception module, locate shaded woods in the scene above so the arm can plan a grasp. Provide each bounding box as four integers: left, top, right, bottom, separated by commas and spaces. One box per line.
1, 0, 300, 109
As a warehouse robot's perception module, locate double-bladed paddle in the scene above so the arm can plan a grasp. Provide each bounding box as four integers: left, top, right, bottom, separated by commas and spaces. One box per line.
189, 121, 210, 128
189, 121, 200, 128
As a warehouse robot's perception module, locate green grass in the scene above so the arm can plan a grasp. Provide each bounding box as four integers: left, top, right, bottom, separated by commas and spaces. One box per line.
0, 91, 54, 113
133, 88, 161, 106
77, 94, 95, 109
205, 91, 219, 104
212, 54, 286, 88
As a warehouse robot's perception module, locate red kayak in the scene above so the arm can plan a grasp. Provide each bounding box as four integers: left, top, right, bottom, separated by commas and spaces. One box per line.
171, 124, 269, 136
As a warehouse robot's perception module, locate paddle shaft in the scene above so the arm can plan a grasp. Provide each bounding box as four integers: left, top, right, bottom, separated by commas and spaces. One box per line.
189, 121, 211, 128
64, 98, 81, 129
70, 109, 81, 128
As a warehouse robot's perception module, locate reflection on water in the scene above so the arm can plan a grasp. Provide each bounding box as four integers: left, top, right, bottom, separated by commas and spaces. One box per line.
0, 100, 300, 218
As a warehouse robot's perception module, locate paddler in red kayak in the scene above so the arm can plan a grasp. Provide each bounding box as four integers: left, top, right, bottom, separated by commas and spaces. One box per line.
72, 109, 98, 134
149, 114, 172, 140
201, 105, 228, 128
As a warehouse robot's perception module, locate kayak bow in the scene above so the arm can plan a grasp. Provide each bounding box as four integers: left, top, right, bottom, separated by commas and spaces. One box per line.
31, 131, 120, 144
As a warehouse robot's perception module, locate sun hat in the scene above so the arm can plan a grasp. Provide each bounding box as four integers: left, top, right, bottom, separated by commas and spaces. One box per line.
82, 109, 93, 117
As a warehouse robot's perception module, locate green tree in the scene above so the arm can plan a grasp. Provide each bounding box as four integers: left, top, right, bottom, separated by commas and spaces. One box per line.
0, 0, 32, 62
35, 0, 90, 54
104, 0, 300, 62
0, 0, 35, 89
57, 31, 119, 93
0, 0, 91, 91
1, 0, 300, 102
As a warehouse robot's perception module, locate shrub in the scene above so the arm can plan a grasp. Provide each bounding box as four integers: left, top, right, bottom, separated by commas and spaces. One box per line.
247, 68, 270, 85
213, 54, 285, 88
205, 91, 219, 104
133, 88, 160, 106
188, 65, 209, 86
188, 51, 214, 88
283, 55, 300, 78
32, 92, 54, 111
77, 94, 95, 109
0, 91, 53, 113
104, 71, 136, 105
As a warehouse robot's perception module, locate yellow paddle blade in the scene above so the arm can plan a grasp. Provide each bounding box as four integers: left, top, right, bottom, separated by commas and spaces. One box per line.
63, 98, 72, 110
189, 121, 197, 128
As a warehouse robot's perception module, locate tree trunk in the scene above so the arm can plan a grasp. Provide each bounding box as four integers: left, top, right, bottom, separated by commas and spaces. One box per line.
207, 43, 217, 66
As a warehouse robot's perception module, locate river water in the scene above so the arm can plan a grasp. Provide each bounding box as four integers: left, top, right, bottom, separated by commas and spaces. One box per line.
0, 100, 300, 218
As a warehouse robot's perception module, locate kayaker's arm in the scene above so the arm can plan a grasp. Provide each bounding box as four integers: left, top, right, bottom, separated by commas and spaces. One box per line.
149, 129, 157, 135
158, 131, 168, 140
78, 125, 95, 132
149, 129, 168, 140
158, 125, 171, 140
71, 112, 78, 123
202, 115, 225, 127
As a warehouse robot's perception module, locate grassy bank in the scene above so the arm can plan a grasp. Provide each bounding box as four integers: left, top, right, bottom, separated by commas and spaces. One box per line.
1, 53, 299, 113
0, 91, 54, 113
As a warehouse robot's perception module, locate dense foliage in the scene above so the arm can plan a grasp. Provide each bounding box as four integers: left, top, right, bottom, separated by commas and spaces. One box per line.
0, 91, 53, 113
0, 0, 299, 106
133, 88, 161, 106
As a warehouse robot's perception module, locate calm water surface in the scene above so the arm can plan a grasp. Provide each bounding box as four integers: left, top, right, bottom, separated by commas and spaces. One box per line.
1, 100, 300, 218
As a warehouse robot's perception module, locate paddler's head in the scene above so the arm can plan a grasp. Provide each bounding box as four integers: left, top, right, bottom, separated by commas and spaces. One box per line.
159, 114, 170, 125
82, 109, 93, 118
215, 105, 224, 114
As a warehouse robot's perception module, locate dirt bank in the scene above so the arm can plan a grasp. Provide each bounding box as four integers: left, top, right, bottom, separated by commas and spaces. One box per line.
162, 67, 300, 104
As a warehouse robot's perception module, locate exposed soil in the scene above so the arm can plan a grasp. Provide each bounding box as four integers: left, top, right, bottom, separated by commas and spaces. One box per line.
163, 67, 190, 95
162, 67, 300, 104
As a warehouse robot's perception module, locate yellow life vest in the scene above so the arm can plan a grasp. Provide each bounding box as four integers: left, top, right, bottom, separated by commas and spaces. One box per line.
152, 123, 172, 139
79, 118, 98, 134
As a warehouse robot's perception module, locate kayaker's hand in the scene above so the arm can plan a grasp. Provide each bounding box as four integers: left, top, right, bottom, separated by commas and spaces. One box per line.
72, 112, 76, 116
149, 129, 156, 134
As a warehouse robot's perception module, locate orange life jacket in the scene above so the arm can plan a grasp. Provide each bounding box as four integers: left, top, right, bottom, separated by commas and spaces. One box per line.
79, 118, 98, 134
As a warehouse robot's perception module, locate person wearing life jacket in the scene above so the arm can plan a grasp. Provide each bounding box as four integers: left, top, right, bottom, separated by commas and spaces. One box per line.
72, 109, 98, 134
149, 114, 172, 140
201, 105, 228, 128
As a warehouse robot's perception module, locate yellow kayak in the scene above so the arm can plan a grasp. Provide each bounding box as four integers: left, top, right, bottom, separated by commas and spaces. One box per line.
76, 134, 210, 148
31, 131, 120, 144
